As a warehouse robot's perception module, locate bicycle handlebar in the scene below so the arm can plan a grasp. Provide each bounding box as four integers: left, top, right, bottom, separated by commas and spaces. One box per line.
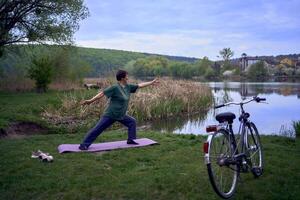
254, 97, 266, 102
214, 96, 266, 109
214, 104, 225, 109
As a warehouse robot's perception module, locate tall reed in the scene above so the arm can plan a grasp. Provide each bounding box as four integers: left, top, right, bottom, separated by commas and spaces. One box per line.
42, 79, 212, 127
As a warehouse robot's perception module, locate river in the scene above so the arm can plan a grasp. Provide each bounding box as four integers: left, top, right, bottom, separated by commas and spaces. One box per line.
149, 81, 300, 137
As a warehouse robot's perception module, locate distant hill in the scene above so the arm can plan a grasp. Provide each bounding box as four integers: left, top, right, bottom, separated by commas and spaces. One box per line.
76, 47, 198, 76
0, 45, 199, 77
141, 52, 198, 63
228, 53, 300, 66
1, 45, 299, 78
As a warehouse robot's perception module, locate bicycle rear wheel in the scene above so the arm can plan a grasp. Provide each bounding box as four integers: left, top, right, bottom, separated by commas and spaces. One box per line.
246, 122, 263, 177
206, 129, 239, 199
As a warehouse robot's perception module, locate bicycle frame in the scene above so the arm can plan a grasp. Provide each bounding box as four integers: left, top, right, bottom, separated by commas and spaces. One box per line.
204, 96, 266, 198
204, 121, 250, 168
204, 96, 265, 168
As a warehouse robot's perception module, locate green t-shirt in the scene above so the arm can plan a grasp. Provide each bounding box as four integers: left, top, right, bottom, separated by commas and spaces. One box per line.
103, 83, 139, 120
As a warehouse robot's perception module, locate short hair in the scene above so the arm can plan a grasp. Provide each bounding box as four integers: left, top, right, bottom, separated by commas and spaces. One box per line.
116, 69, 128, 81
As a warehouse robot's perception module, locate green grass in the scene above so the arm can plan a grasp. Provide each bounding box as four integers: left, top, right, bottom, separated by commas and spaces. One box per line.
0, 131, 299, 200
0, 90, 97, 130
0, 91, 59, 128
1, 91, 299, 199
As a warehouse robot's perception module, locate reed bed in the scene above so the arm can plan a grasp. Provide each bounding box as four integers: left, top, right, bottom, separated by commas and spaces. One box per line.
42, 79, 212, 128
293, 121, 300, 138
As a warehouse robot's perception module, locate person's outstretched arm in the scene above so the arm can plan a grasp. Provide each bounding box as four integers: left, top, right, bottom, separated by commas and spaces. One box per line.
80, 91, 105, 105
138, 78, 159, 88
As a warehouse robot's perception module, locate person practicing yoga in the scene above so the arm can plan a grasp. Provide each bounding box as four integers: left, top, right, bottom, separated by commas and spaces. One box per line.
79, 70, 159, 150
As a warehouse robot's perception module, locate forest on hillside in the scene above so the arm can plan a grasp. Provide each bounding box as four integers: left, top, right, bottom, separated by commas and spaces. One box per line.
0, 45, 200, 78
1, 45, 299, 92
0, 45, 207, 91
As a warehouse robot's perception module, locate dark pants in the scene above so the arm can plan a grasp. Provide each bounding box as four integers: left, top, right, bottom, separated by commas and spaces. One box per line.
80, 115, 136, 147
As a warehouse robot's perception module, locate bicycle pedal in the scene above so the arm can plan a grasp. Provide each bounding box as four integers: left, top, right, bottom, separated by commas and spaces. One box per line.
234, 153, 246, 159
251, 167, 263, 177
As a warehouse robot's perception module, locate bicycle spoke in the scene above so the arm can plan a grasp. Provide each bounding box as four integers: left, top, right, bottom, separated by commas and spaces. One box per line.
246, 123, 263, 173
207, 130, 238, 198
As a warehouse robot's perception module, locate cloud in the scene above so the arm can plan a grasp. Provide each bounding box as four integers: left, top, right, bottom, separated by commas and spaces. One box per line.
75, 0, 300, 59
76, 30, 250, 59
77, 31, 210, 57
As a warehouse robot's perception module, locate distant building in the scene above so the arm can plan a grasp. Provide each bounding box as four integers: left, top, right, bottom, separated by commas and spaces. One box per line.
239, 56, 261, 71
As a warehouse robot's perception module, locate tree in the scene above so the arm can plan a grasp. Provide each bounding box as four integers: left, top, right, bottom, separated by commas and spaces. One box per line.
219, 48, 234, 61
195, 57, 211, 74
204, 66, 216, 79
241, 53, 247, 58
28, 55, 53, 92
0, 0, 89, 55
131, 56, 169, 77
247, 61, 268, 80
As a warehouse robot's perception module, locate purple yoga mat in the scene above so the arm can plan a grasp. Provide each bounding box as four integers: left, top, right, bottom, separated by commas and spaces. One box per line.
58, 138, 158, 153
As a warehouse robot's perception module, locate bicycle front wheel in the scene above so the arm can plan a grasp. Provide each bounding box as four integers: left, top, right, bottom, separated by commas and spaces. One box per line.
246, 122, 263, 177
206, 129, 239, 199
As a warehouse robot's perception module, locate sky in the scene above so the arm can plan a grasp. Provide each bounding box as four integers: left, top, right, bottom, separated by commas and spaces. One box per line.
75, 0, 300, 60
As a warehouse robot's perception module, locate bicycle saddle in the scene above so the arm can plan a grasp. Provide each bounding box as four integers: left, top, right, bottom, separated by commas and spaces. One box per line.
215, 112, 236, 124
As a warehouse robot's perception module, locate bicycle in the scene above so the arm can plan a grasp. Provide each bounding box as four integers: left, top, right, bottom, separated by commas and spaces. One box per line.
203, 96, 266, 199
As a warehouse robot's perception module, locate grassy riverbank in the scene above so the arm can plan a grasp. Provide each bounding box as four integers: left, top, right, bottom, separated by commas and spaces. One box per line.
0, 79, 212, 132
0, 131, 299, 200
0, 87, 299, 199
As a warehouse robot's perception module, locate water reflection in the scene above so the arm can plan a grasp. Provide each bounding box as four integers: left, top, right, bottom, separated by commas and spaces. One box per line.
149, 82, 300, 136
149, 111, 209, 133
211, 82, 300, 99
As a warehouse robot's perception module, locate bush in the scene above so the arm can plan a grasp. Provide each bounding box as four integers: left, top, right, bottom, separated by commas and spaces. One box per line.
247, 61, 268, 80
282, 67, 295, 76
204, 67, 216, 79
27, 56, 53, 93
221, 61, 235, 73
293, 121, 300, 138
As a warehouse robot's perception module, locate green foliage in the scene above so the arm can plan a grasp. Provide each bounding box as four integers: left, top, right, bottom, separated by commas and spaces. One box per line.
193, 56, 212, 75
221, 61, 235, 72
168, 61, 194, 78
28, 56, 53, 92
293, 121, 300, 138
51, 46, 72, 81
77, 48, 148, 76
233, 66, 241, 75
128, 56, 215, 79
204, 67, 216, 79
1, 45, 203, 81
0, 45, 92, 91
247, 61, 269, 80
0, 0, 89, 48
282, 67, 295, 76
168, 62, 182, 77
130, 56, 169, 77
49, 46, 92, 82
219, 48, 234, 61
